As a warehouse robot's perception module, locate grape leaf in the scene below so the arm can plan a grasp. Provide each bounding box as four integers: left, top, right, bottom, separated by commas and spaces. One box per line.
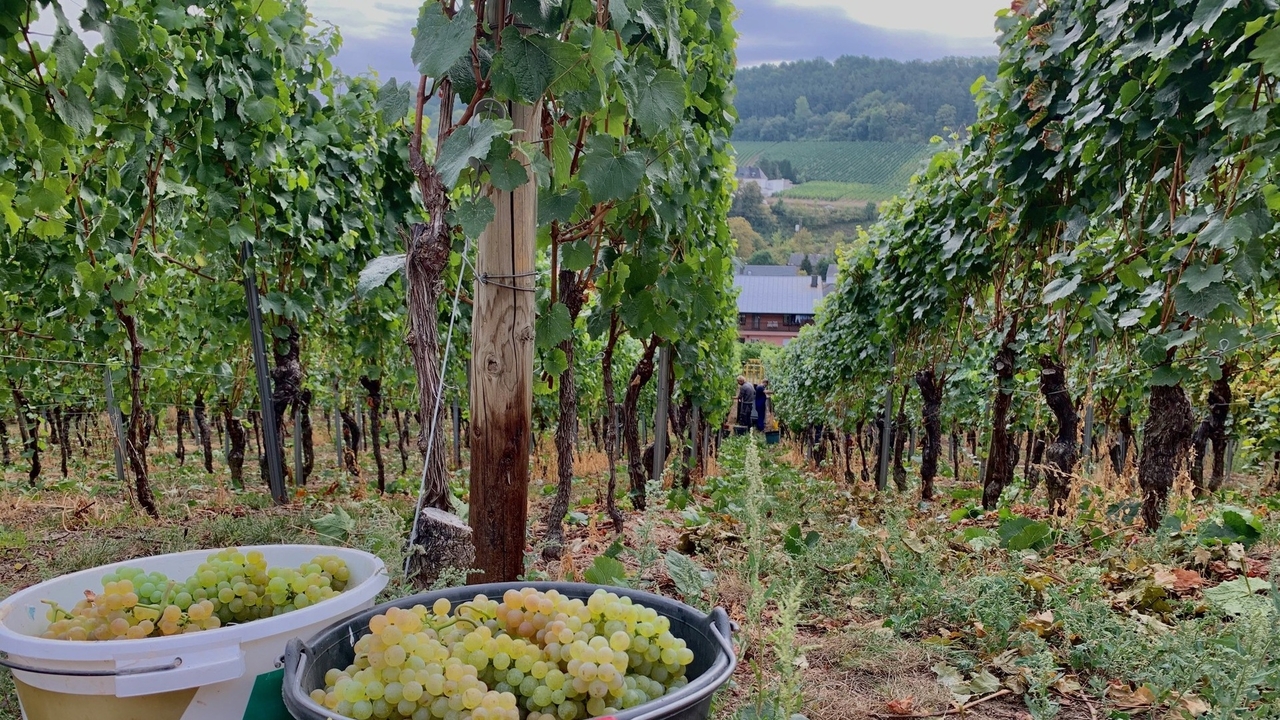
536, 301, 574, 350
579, 136, 645, 202
356, 254, 406, 297
583, 555, 630, 587
436, 119, 509, 189
560, 240, 595, 271
412, 3, 476, 79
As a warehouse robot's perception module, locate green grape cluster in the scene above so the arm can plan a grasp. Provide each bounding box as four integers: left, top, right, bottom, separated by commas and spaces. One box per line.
313, 588, 695, 720
42, 549, 349, 641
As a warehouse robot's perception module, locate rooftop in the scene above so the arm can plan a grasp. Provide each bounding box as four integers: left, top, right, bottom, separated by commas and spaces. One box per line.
739, 264, 800, 276
734, 274, 830, 315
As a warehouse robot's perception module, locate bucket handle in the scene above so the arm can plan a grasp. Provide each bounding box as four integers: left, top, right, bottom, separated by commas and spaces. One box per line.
707, 607, 736, 660
283, 638, 308, 676
0, 651, 182, 677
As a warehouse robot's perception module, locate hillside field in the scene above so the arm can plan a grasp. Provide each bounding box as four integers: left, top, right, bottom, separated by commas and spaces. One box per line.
733, 141, 934, 186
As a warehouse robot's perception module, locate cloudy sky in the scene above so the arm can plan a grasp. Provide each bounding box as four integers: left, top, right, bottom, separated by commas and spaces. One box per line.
315, 0, 1004, 80
34, 0, 1005, 78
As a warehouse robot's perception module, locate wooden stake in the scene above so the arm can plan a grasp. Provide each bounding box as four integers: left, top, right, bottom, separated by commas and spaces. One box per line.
468, 102, 542, 583
652, 344, 671, 482
104, 368, 127, 488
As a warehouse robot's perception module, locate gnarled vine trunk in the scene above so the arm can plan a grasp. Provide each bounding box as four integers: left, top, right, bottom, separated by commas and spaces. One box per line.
299, 388, 314, 484
340, 409, 361, 475
0, 414, 9, 466
360, 376, 387, 492
1191, 366, 1233, 494
221, 402, 246, 488
622, 340, 658, 509
892, 401, 908, 492
114, 304, 158, 516
915, 369, 943, 501
982, 321, 1019, 510
175, 406, 187, 466
194, 393, 213, 473
1138, 383, 1195, 530
602, 316, 624, 532
543, 269, 585, 558
265, 321, 302, 487
393, 408, 409, 474
1109, 411, 1134, 476
1038, 355, 1078, 515
54, 405, 70, 477
404, 221, 453, 514
1028, 431, 1045, 489
10, 385, 39, 486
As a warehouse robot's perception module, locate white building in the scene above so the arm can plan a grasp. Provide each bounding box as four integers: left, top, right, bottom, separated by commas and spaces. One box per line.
736, 166, 793, 197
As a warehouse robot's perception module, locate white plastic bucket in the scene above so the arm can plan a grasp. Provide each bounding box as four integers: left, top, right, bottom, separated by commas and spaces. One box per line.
0, 544, 387, 720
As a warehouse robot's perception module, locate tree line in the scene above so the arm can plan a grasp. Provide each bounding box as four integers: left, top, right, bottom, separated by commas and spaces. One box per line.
733, 55, 997, 143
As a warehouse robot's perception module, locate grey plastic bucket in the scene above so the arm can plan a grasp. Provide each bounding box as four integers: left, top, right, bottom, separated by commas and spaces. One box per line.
282, 581, 736, 720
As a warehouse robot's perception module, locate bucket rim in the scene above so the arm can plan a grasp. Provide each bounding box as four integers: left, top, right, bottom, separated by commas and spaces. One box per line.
283, 581, 738, 720
0, 544, 388, 664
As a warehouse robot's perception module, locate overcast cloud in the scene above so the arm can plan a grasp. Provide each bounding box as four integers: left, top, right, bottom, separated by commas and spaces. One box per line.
34, 0, 1003, 81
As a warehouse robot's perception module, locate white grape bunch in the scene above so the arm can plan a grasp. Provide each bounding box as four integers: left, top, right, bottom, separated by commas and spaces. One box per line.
312, 587, 695, 720
41, 549, 350, 641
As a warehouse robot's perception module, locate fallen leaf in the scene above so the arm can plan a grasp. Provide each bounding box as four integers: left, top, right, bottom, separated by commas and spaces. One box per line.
1170, 568, 1205, 594
1108, 683, 1156, 708
1178, 693, 1210, 717
970, 669, 1001, 694
877, 544, 893, 570
1020, 610, 1057, 636
1053, 676, 1082, 694
885, 697, 915, 714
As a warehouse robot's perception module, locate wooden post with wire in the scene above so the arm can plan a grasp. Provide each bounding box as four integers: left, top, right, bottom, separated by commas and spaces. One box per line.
468, 99, 542, 583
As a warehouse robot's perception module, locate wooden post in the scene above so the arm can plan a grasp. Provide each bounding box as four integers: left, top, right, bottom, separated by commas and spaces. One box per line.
690, 405, 700, 476
1081, 337, 1098, 465
452, 394, 462, 469
876, 346, 895, 491
242, 241, 286, 505
468, 102, 541, 584
333, 377, 343, 470
293, 403, 303, 487
652, 344, 671, 482
104, 368, 127, 487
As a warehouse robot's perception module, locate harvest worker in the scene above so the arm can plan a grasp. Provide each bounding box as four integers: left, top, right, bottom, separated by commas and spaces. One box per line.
735, 376, 756, 430
754, 379, 769, 432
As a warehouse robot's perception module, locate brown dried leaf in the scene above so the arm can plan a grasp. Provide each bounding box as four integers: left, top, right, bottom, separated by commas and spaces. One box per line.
1178, 693, 1211, 717
1108, 683, 1156, 708
1020, 610, 1057, 637
885, 697, 915, 715
1171, 569, 1206, 594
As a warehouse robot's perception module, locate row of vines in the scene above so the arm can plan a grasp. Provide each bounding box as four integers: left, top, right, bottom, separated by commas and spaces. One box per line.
771, 0, 1280, 528
1, 0, 741, 579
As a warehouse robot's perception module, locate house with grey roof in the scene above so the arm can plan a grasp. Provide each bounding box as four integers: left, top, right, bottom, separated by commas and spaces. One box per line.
735, 166, 793, 197
734, 270, 834, 345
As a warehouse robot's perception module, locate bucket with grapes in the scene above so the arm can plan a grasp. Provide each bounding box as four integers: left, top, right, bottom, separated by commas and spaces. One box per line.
0, 544, 387, 720
282, 582, 737, 720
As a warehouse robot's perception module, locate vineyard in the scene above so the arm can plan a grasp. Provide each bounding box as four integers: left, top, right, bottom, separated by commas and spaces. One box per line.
5, 0, 1280, 719
775, 181, 898, 204
732, 141, 934, 187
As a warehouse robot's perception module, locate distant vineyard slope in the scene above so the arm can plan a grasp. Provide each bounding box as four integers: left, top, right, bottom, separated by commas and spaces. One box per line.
734, 141, 936, 198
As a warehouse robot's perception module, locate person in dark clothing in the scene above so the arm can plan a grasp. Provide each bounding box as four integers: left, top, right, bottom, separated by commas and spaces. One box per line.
735, 376, 756, 429
754, 379, 769, 431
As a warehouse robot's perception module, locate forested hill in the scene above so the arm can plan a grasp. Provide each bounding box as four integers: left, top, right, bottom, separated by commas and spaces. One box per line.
733, 55, 997, 142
